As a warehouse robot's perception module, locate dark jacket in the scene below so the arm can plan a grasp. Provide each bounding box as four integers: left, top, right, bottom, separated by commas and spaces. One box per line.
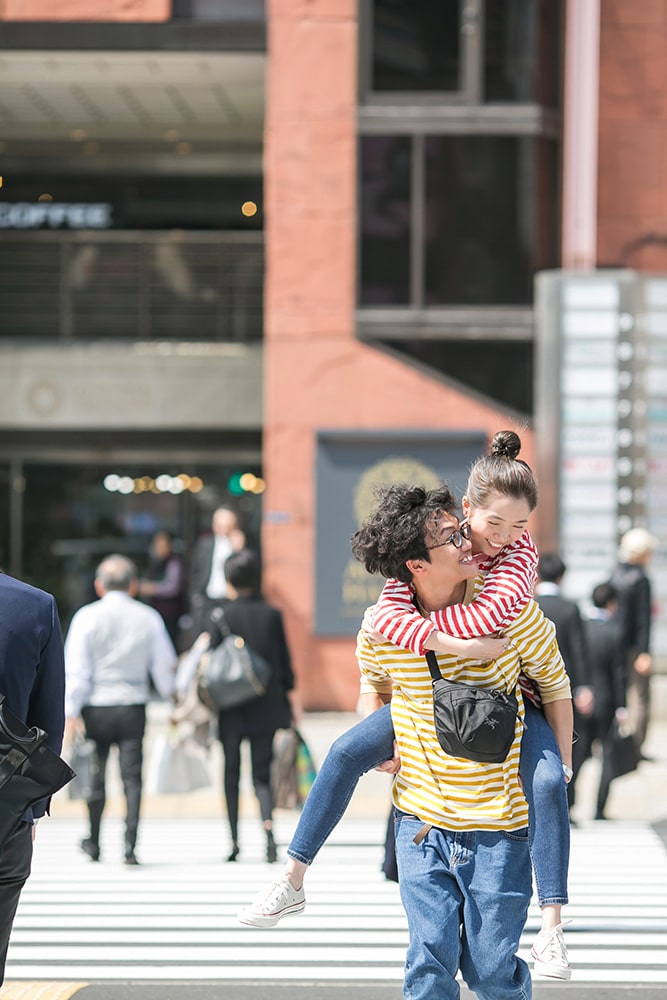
190, 535, 215, 607
584, 614, 626, 730
610, 562, 652, 658
0, 573, 66, 818
535, 591, 590, 691
211, 595, 294, 735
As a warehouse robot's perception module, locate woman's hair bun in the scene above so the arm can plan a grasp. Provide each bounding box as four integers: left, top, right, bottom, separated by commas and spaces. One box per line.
490, 430, 521, 461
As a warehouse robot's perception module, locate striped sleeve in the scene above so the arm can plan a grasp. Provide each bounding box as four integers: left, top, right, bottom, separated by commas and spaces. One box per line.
370, 531, 539, 655
371, 577, 434, 655
431, 530, 538, 639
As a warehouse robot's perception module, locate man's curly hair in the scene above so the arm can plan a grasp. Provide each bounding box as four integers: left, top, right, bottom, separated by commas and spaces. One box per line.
350, 483, 459, 583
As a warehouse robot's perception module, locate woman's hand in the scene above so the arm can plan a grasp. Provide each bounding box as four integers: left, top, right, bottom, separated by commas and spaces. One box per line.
288, 689, 303, 724
361, 605, 385, 643
461, 635, 509, 660
425, 631, 509, 660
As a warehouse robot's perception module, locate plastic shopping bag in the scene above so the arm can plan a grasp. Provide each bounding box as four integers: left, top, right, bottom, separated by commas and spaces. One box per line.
67, 737, 100, 801
146, 727, 212, 795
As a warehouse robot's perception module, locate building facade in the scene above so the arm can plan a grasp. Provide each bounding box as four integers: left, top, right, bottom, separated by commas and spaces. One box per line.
0, 1, 662, 706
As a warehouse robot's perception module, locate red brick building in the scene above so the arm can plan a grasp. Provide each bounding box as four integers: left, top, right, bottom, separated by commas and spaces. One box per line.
0, 2, 662, 705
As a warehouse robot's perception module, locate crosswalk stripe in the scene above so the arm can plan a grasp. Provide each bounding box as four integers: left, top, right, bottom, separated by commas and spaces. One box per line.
5, 815, 667, 985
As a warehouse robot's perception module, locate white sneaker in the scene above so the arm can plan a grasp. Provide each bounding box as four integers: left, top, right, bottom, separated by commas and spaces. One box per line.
238, 875, 306, 928
531, 920, 572, 980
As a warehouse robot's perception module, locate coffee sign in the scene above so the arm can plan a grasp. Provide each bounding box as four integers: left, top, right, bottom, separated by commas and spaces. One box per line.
0, 202, 113, 229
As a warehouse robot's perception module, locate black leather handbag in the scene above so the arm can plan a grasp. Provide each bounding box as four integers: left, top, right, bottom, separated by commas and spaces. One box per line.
0, 694, 75, 840
604, 718, 641, 778
426, 651, 519, 764
196, 610, 273, 712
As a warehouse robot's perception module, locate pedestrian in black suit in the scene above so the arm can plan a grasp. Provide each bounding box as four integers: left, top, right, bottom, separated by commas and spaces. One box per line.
535, 554, 593, 810
206, 549, 298, 864
0, 572, 66, 985
610, 528, 658, 752
189, 507, 246, 633
582, 582, 628, 819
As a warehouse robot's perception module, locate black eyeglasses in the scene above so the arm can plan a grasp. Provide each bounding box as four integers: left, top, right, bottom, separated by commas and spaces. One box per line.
426, 521, 471, 551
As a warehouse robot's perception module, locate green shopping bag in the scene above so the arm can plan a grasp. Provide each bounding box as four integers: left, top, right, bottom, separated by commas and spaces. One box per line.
271, 728, 317, 810
295, 731, 317, 804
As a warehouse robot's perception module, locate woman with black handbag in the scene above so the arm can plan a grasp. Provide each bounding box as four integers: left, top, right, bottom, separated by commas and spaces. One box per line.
207, 548, 298, 863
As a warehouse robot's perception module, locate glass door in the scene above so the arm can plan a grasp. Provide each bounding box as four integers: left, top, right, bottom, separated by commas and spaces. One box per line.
8, 456, 263, 634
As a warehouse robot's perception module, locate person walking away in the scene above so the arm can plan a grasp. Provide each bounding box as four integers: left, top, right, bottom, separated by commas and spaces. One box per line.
610, 527, 658, 755
198, 549, 298, 863
190, 507, 246, 633
139, 530, 186, 649
0, 572, 66, 985
584, 582, 632, 819
64, 554, 177, 865
534, 553, 593, 812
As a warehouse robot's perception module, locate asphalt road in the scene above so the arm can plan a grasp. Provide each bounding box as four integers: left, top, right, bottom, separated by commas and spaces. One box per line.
3, 982, 665, 1000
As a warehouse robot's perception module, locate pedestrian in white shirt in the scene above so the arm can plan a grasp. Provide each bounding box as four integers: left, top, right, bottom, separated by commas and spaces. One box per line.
189, 506, 246, 631
64, 554, 177, 865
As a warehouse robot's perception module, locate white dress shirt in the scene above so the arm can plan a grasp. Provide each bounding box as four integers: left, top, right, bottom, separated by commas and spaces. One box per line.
206, 534, 234, 599
64, 590, 177, 717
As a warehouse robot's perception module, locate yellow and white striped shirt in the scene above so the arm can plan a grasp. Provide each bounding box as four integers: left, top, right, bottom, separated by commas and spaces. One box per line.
357, 578, 571, 832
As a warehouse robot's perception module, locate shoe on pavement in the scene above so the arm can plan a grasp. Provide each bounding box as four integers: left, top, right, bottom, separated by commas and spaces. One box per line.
238, 875, 306, 928
124, 851, 140, 866
531, 920, 572, 980
80, 838, 100, 862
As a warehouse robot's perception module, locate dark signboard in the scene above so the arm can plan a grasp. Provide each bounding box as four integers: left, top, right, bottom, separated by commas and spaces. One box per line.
315, 429, 486, 636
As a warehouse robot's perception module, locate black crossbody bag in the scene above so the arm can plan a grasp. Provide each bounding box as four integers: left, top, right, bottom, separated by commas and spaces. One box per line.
425, 650, 519, 764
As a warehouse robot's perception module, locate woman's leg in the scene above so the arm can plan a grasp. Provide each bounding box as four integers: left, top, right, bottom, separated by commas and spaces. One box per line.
239, 704, 396, 926
286, 703, 395, 874
218, 718, 243, 857
249, 731, 278, 861
519, 701, 570, 926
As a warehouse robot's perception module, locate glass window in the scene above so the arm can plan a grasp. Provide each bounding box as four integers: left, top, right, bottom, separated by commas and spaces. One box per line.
484, 0, 562, 105
371, 0, 461, 93
359, 136, 412, 306
423, 135, 559, 306
383, 338, 534, 413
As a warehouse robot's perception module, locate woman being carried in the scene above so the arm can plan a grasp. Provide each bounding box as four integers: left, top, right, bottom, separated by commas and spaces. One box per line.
239, 431, 573, 981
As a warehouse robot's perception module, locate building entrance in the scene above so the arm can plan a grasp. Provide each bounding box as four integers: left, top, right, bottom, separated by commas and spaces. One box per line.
0, 443, 263, 639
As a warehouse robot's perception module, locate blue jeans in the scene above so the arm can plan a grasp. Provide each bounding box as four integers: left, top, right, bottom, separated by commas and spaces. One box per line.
287, 700, 569, 907
287, 704, 395, 864
521, 700, 569, 906
395, 813, 532, 1000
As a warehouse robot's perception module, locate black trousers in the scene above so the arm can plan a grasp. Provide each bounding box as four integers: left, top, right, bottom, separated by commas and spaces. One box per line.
82, 704, 146, 854
0, 820, 32, 985
218, 717, 274, 844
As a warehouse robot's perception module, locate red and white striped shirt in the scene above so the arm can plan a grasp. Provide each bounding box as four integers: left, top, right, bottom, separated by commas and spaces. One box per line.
372, 530, 540, 704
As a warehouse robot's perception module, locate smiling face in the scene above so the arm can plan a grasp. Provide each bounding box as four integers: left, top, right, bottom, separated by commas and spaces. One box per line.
463, 491, 531, 559
407, 512, 479, 610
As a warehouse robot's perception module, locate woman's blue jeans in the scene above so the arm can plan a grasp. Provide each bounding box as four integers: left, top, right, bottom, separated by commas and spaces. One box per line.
395, 813, 532, 1000
287, 699, 569, 907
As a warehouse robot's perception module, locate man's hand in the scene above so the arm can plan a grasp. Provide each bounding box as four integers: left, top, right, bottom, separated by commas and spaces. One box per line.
573, 686, 595, 717
634, 652, 652, 676
64, 716, 85, 744
375, 739, 401, 775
